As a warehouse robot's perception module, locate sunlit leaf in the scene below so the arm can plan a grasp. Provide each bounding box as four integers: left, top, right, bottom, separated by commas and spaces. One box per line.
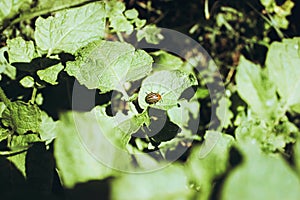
65, 40, 152, 96
138, 70, 198, 110
35, 2, 106, 54
236, 56, 279, 120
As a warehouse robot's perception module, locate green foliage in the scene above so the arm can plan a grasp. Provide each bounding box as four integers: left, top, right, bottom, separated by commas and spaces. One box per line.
0, 0, 32, 25
0, 47, 16, 80
2, 101, 42, 135
54, 111, 115, 188
37, 63, 64, 85
138, 70, 198, 110
222, 141, 300, 200
260, 0, 294, 30
236, 56, 279, 120
35, 2, 106, 55
19, 75, 34, 88
7, 37, 37, 63
266, 37, 300, 113
187, 131, 234, 200
111, 164, 194, 200
0, 0, 300, 199
66, 40, 153, 95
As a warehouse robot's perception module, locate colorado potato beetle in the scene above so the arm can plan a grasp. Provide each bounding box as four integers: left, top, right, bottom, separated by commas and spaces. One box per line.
145, 92, 162, 104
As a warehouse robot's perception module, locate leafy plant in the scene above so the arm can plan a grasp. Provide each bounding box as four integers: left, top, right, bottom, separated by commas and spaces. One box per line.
0, 0, 300, 200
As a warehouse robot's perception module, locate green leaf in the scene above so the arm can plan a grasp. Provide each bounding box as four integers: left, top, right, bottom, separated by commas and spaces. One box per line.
235, 117, 297, 152
32, 0, 90, 14
195, 88, 210, 99
0, 0, 32, 24
111, 164, 194, 200
10, 134, 41, 148
37, 63, 63, 85
260, 0, 273, 8
6, 151, 27, 177
54, 111, 115, 188
0, 47, 16, 79
2, 135, 41, 180
266, 37, 300, 113
105, 0, 126, 16
134, 19, 146, 28
137, 24, 163, 45
19, 76, 34, 88
151, 50, 184, 71
217, 96, 233, 129
1, 101, 42, 135
294, 135, 300, 175
35, 93, 43, 105
0, 126, 10, 142
39, 111, 58, 144
221, 141, 300, 200
124, 9, 139, 19
138, 70, 198, 110
7, 37, 36, 63
236, 56, 279, 120
0, 102, 6, 117
167, 99, 200, 129
34, 2, 106, 54
110, 15, 133, 34
92, 106, 145, 150
65, 40, 153, 96
273, 0, 294, 17
93, 106, 161, 171
187, 131, 233, 200
273, 14, 289, 29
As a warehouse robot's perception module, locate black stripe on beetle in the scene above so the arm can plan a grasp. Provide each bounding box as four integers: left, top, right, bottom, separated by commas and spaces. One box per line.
145, 92, 162, 104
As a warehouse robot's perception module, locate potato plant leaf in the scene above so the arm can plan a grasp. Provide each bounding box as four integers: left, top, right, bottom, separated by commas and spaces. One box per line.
54, 111, 115, 188
222, 141, 300, 200
39, 111, 58, 144
34, 2, 106, 55
266, 37, 300, 113
236, 56, 279, 120
138, 70, 198, 110
167, 99, 200, 129
137, 24, 163, 45
37, 63, 64, 85
216, 96, 233, 129
0, 47, 16, 80
151, 50, 184, 71
19, 76, 34, 88
65, 40, 153, 96
1, 101, 42, 135
111, 164, 194, 200
0, 0, 32, 25
187, 131, 234, 200
7, 37, 37, 63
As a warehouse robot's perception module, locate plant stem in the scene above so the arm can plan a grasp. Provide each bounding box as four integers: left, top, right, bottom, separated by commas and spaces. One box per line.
116, 32, 124, 42
0, 87, 10, 106
30, 87, 38, 104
